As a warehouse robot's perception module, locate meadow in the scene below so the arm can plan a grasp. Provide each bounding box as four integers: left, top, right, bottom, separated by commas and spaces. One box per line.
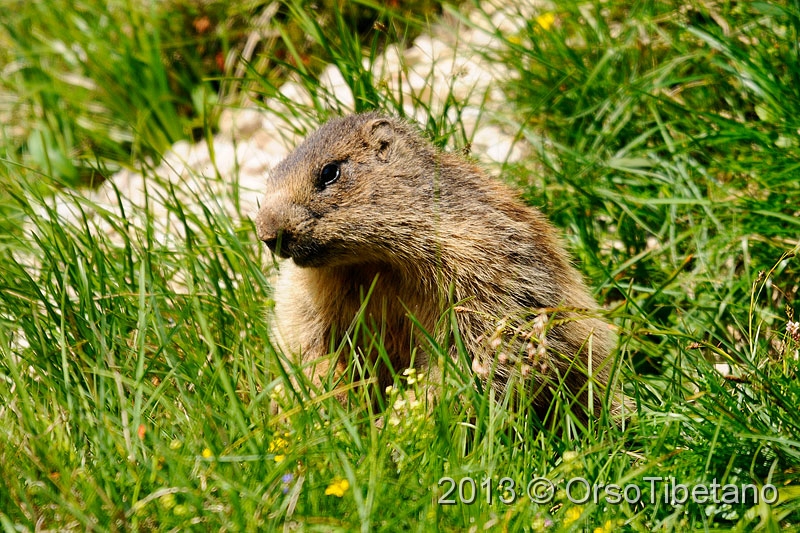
1, 0, 799, 530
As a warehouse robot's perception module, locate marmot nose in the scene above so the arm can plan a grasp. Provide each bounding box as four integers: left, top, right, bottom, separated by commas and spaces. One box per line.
255, 209, 279, 247
255, 208, 293, 257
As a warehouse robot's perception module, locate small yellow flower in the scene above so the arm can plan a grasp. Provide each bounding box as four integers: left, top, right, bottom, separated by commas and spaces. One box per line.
325, 478, 350, 497
269, 437, 288, 453
593, 520, 615, 533
536, 12, 556, 31
201, 448, 213, 458
564, 506, 583, 525
274, 454, 285, 463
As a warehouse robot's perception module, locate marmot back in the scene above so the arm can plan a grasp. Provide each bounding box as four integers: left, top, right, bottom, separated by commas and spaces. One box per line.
256, 112, 620, 419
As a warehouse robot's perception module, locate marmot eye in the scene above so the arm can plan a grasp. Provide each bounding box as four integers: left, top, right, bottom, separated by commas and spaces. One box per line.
319, 162, 340, 188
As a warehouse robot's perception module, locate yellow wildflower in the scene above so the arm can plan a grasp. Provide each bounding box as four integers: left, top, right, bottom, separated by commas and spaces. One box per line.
201, 448, 213, 458
269, 436, 288, 453
594, 520, 615, 533
564, 506, 583, 525
536, 12, 556, 31
269, 432, 291, 462
325, 478, 350, 497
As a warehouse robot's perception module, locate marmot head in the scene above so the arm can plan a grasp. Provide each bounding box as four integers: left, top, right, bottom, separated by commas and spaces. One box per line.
255, 112, 438, 268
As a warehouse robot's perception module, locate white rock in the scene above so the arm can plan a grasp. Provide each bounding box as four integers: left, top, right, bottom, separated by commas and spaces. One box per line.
406, 70, 432, 101
471, 125, 524, 164
217, 108, 236, 138
319, 64, 355, 111
491, 10, 527, 35
168, 139, 193, 161
448, 106, 482, 136
279, 80, 313, 107
237, 139, 281, 177
218, 107, 264, 140
449, 58, 492, 101
412, 36, 454, 65
714, 363, 731, 376
185, 142, 211, 169
208, 139, 236, 176
374, 43, 403, 76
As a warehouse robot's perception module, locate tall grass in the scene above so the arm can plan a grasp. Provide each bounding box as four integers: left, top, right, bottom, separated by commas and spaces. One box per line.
1, 0, 799, 530
0, 0, 219, 183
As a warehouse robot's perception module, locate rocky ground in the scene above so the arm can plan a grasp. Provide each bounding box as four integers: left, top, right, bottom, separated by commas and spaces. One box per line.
36, 1, 547, 253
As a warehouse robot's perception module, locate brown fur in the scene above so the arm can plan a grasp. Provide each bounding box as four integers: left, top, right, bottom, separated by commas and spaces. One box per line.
256, 112, 620, 419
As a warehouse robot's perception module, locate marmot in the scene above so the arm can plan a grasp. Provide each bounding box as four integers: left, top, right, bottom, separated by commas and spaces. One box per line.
256, 112, 620, 419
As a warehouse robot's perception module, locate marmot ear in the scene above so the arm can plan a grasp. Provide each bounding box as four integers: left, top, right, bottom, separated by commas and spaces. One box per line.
364, 117, 394, 162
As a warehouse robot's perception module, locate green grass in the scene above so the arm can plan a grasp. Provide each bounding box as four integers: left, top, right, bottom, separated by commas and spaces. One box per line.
2, 0, 800, 530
